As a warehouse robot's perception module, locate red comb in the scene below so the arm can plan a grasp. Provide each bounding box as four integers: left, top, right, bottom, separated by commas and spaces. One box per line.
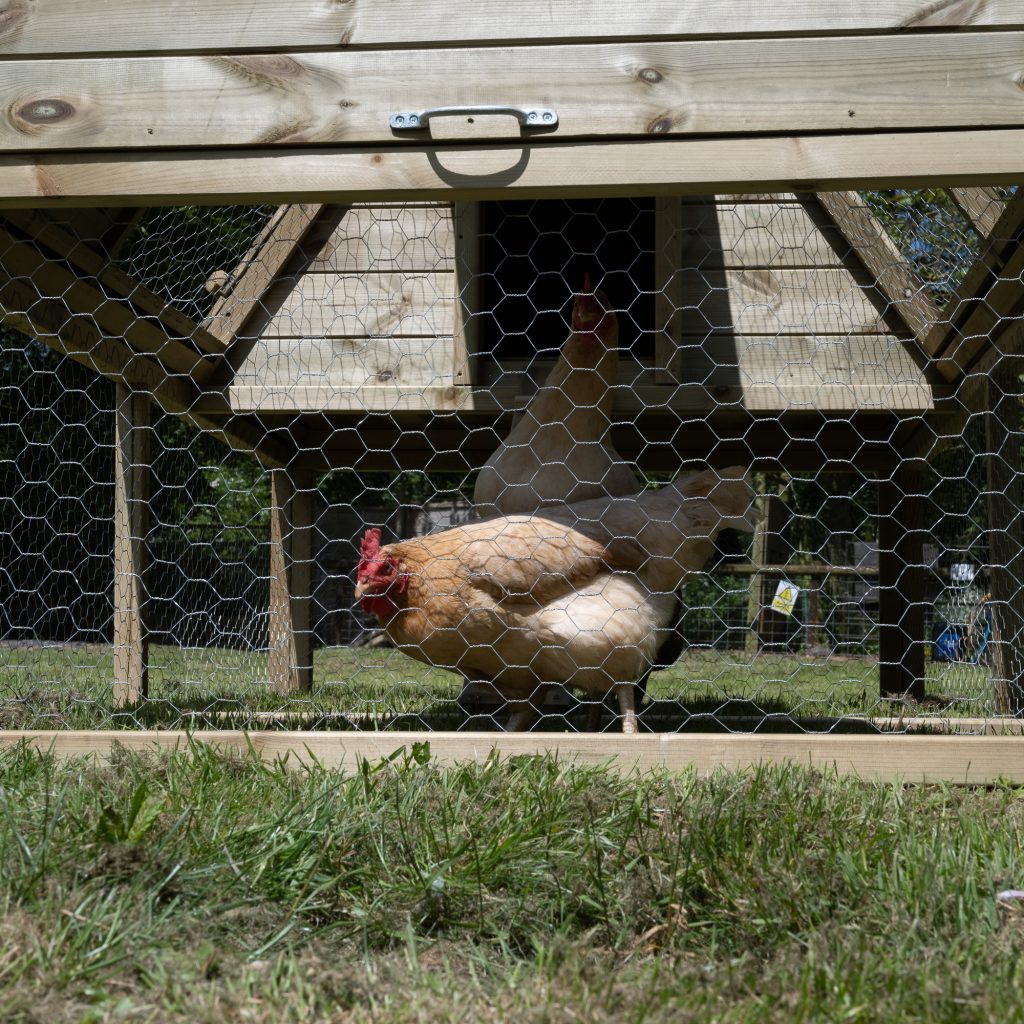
360, 527, 382, 560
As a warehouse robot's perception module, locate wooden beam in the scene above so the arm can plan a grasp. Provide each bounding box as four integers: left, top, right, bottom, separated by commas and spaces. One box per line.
0, 224, 214, 378
0, 130, 1022, 208
986, 357, 1024, 716
948, 187, 1005, 238
2, 208, 227, 355
0, 270, 293, 467
3, 730, 1024, 784
451, 202, 480, 385
112, 383, 151, 708
224, 375, 940, 416
203, 203, 322, 346
268, 469, 314, 694
878, 465, 926, 701
4, 34, 1024, 152
925, 191, 1024, 375
654, 196, 686, 383
811, 191, 942, 357
1, 1, 1021, 55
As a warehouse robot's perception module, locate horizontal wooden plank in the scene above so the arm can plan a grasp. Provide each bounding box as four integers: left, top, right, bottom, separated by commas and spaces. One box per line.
224, 375, 935, 414
3, 1, 1023, 56
678, 268, 893, 334
233, 335, 458, 388
488, 335, 928, 396
264, 273, 455, 337
677, 201, 846, 268
4, 34, 1024, 151
3, 130, 1021, 208
309, 205, 455, 273
3, 730, 1022, 784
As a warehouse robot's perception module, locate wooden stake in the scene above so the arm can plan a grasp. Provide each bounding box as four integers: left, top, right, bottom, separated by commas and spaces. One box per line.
985, 358, 1024, 715
113, 383, 150, 708
268, 469, 314, 694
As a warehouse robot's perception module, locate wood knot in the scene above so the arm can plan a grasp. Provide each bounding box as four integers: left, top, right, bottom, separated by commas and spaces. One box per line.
217, 55, 305, 87
646, 116, 674, 134
0, 3, 30, 40
377, 369, 395, 382
637, 67, 663, 85
16, 98, 75, 126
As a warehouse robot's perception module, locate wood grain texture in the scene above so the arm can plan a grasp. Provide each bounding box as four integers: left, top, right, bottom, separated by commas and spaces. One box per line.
949, 186, 1005, 237
450, 202, 480, 384
3, 34, 1024, 151
112, 384, 150, 709
678, 268, 892, 335
811, 191, 942, 351
0, 224, 211, 378
204, 204, 322, 345
226, 380, 936, 414
308, 204, 456, 273
265, 272, 456, 338
677, 201, 846, 268
2, 208, 227, 354
1, 130, 1022, 207
927, 191, 1024, 375
0, 1, 1019, 55
232, 335, 459, 390
268, 470, 313, 695
2, 730, 1023, 784
0, 270, 293, 467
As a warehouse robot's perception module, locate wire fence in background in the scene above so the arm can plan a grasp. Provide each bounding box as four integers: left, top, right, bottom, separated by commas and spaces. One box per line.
0, 188, 1019, 732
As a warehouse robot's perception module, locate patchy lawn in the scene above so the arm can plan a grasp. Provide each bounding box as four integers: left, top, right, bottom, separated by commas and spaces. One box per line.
1, 745, 1023, 1022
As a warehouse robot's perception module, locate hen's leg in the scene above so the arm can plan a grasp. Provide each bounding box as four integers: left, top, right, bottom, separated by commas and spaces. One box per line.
505, 702, 541, 732
503, 685, 551, 732
615, 683, 638, 735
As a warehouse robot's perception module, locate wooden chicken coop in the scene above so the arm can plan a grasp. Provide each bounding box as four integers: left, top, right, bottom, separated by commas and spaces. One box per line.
1, 1, 1024, 777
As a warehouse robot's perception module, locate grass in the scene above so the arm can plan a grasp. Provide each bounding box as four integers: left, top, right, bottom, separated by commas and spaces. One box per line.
0, 643, 997, 732
1, 744, 1024, 1022
0, 643, 995, 733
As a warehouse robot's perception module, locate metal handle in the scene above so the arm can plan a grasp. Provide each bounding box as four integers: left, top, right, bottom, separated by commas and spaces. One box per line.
389, 105, 558, 132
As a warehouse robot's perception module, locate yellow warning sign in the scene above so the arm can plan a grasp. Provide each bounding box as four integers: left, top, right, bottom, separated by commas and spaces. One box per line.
771, 580, 800, 617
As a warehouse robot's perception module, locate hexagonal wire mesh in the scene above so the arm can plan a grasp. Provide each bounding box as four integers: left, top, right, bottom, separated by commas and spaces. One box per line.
0, 189, 1020, 734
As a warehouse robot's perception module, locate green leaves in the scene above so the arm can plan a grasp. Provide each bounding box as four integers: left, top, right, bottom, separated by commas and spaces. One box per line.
95, 781, 168, 846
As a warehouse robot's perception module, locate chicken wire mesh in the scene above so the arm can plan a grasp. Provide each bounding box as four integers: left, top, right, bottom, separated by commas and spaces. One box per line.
0, 189, 1021, 734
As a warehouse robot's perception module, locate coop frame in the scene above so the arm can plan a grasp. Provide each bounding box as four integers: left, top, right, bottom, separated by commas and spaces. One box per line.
2, 1, 1024, 781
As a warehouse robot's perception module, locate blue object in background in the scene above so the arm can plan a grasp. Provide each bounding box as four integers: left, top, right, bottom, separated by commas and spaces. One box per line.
933, 623, 965, 662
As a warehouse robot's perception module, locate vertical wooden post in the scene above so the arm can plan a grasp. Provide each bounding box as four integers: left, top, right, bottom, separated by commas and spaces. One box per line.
985, 358, 1024, 715
268, 468, 314, 694
452, 202, 481, 386
745, 510, 767, 657
113, 383, 150, 708
806, 581, 821, 650
878, 465, 926, 701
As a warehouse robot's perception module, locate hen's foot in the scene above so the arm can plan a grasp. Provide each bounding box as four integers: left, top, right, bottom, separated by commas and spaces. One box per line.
615, 683, 639, 735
